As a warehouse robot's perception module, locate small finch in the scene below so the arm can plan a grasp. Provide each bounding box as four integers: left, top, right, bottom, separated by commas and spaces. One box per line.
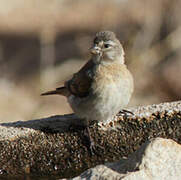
41, 31, 134, 153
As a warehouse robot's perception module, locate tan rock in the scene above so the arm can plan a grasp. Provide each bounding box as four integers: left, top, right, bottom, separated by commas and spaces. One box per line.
73, 138, 181, 180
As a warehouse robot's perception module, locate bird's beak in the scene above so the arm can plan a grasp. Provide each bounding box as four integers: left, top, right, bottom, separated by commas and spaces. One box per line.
90, 45, 101, 55
90, 41, 104, 55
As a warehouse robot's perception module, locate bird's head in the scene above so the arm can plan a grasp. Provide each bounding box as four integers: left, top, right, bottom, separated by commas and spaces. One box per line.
90, 31, 124, 64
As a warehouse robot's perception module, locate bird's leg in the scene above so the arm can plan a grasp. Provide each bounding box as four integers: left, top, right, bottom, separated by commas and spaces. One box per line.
83, 120, 96, 155
86, 126, 95, 153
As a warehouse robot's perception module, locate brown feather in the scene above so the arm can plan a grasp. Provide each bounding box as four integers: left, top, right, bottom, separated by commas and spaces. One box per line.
65, 60, 95, 97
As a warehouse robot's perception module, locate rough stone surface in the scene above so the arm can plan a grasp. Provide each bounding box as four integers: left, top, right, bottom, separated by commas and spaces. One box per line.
72, 138, 181, 180
0, 101, 181, 178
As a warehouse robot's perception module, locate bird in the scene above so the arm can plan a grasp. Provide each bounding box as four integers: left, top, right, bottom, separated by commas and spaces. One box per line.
41, 31, 134, 153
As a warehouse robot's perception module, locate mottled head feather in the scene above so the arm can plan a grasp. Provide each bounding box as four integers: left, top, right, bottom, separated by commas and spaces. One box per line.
94, 31, 117, 44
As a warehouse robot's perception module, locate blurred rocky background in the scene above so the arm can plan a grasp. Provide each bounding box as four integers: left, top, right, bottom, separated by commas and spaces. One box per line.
0, 0, 181, 122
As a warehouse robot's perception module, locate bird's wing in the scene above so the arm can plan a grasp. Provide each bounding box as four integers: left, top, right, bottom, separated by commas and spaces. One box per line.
65, 60, 95, 97
41, 60, 95, 98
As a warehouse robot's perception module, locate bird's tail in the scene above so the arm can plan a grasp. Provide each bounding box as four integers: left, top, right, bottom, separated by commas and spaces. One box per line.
41, 87, 70, 97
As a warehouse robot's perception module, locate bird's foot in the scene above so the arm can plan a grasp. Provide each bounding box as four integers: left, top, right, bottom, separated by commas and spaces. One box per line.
83, 126, 97, 156
89, 139, 96, 156
118, 109, 134, 116
69, 124, 96, 155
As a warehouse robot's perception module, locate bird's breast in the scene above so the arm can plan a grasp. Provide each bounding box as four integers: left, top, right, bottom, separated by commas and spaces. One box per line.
92, 64, 129, 91
91, 63, 133, 107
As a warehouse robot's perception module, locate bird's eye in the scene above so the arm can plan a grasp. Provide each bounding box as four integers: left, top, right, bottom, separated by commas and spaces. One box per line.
104, 44, 111, 48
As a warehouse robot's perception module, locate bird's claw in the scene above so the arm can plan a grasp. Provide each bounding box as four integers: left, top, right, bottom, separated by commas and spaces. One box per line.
119, 109, 134, 116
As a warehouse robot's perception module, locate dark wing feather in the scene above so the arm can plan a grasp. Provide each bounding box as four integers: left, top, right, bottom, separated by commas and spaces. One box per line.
65, 60, 95, 97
